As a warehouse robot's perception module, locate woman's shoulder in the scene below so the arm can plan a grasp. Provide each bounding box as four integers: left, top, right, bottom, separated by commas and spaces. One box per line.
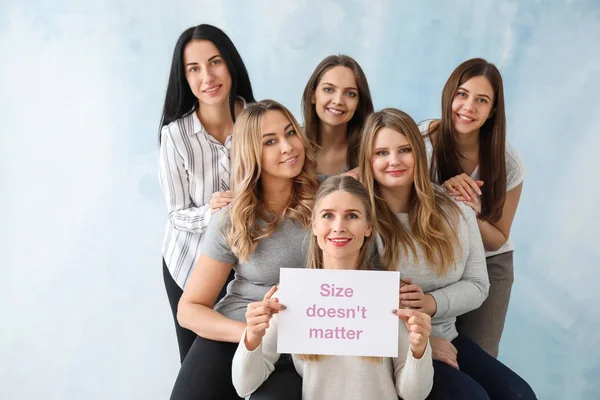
505, 141, 524, 169
504, 140, 526, 189
505, 140, 523, 163
207, 207, 233, 233
455, 200, 476, 220
417, 119, 439, 135
161, 111, 197, 141
433, 185, 475, 222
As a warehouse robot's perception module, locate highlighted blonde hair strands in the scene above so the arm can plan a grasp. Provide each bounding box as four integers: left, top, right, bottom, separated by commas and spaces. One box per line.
228, 100, 319, 262
358, 109, 462, 276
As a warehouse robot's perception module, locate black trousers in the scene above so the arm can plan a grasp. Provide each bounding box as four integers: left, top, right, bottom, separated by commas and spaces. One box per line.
169, 335, 302, 400
162, 259, 232, 363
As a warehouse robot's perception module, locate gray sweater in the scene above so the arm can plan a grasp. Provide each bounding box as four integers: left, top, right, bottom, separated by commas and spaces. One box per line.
377, 201, 490, 340
201, 209, 310, 321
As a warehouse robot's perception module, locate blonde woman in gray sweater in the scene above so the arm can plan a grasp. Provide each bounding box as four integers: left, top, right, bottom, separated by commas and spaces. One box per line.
358, 108, 536, 399
232, 176, 434, 400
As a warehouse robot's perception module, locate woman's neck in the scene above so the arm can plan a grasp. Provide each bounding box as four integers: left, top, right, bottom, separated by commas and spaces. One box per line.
380, 184, 412, 214
197, 98, 238, 144
315, 123, 349, 175
455, 129, 480, 154
322, 253, 360, 271
318, 122, 347, 150
431, 120, 480, 155
261, 177, 294, 215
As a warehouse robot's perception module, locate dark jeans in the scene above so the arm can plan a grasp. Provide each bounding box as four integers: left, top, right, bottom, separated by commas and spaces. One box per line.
427, 335, 536, 400
162, 259, 233, 363
170, 336, 302, 400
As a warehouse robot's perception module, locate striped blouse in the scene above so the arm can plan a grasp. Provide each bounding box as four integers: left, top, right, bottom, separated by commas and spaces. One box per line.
158, 109, 234, 288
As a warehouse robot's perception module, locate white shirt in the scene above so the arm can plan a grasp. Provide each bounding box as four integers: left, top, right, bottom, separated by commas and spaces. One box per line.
418, 120, 525, 257
158, 110, 233, 288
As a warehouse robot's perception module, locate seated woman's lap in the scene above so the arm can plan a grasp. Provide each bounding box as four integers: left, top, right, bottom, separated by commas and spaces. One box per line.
428, 360, 490, 400
453, 334, 537, 400
170, 336, 241, 400
170, 337, 302, 400
250, 354, 302, 400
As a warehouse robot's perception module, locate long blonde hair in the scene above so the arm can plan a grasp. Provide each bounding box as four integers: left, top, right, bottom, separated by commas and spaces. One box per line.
358, 108, 461, 275
227, 100, 319, 262
297, 175, 381, 363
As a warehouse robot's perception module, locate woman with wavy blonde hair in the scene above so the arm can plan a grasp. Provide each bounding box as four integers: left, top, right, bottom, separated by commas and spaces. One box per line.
170, 99, 319, 400
358, 108, 536, 399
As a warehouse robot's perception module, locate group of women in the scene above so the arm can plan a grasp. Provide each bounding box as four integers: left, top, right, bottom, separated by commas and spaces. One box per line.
158, 24, 536, 400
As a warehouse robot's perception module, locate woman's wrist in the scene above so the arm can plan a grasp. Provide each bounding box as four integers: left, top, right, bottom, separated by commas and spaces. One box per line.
244, 331, 261, 351
425, 293, 437, 316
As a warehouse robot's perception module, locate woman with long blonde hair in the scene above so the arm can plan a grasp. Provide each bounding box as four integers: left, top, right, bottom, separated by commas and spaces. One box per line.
232, 175, 434, 400
170, 100, 319, 399
358, 108, 536, 399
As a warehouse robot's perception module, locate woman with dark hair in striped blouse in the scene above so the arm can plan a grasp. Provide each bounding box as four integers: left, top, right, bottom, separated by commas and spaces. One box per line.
158, 23, 255, 364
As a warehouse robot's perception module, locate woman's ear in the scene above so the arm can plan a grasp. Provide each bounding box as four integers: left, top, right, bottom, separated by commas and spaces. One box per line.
365, 223, 373, 238
487, 108, 496, 120
311, 91, 316, 105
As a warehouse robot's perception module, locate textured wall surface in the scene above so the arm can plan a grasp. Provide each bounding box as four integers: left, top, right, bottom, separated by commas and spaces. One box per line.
1, 1, 598, 399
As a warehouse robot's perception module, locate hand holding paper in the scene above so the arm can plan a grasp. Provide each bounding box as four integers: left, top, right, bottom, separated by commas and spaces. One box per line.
244, 285, 286, 351
394, 308, 431, 359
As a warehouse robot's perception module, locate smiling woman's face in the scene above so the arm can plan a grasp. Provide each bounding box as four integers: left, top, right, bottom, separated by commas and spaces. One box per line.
313, 190, 372, 269
259, 110, 305, 183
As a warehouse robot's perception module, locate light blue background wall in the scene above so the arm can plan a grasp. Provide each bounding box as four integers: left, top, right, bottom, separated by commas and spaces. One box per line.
1, 1, 599, 399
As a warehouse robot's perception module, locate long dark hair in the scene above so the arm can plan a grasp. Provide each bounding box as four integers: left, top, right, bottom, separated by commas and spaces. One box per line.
430, 58, 506, 222
158, 24, 255, 143
301, 55, 374, 169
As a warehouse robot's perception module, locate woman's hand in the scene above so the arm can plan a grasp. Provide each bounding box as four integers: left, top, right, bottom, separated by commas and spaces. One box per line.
394, 309, 431, 359
455, 194, 482, 215
400, 279, 437, 316
443, 173, 483, 201
244, 285, 286, 351
210, 191, 234, 214
429, 336, 459, 369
